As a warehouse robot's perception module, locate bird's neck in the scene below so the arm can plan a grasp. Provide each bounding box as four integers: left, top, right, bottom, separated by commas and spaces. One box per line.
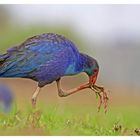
76, 53, 88, 73
64, 53, 93, 76
64, 53, 84, 76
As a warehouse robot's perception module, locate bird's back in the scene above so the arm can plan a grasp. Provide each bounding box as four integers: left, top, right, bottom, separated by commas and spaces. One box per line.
0, 33, 80, 87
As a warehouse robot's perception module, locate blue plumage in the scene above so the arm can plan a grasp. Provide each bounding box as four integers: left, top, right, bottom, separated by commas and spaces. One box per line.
0, 33, 109, 112
0, 33, 99, 87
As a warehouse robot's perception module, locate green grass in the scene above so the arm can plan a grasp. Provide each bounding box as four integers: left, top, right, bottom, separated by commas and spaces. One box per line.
0, 104, 139, 136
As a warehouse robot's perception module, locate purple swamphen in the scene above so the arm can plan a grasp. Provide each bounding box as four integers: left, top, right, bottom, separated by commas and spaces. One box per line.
0, 33, 108, 112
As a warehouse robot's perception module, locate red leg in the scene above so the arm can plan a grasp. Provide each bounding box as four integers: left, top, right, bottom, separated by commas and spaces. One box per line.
56, 78, 109, 113
56, 78, 89, 97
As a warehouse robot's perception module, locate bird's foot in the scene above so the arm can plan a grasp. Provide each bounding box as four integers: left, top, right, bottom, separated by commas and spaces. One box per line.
90, 85, 109, 113
32, 97, 37, 109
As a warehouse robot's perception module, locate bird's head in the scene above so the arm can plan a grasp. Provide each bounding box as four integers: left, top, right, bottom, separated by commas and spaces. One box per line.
80, 53, 99, 87
59, 53, 100, 96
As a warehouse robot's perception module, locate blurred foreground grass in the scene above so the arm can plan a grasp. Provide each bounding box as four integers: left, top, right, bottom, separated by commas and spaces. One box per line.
0, 104, 139, 136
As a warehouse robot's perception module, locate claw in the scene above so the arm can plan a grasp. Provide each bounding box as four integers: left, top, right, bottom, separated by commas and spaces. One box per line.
90, 86, 99, 98
90, 85, 109, 113
103, 90, 109, 113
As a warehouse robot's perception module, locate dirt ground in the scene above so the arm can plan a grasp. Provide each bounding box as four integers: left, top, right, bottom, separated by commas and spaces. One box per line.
0, 73, 140, 109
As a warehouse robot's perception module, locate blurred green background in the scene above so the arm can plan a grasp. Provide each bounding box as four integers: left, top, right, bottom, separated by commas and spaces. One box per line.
1, 5, 140, 87
0, 5, 140, 136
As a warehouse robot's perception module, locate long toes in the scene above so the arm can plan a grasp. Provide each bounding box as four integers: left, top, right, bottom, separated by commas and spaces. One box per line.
91, 85, 109, 113
97, 102, 102, 112
103, 92, 109, 113
97, 93, 103, 112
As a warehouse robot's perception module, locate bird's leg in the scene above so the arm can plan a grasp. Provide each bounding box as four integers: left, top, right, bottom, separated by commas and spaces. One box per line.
94, 85, 109, 111
32, 87, 41, 108
91, 84, 109, 113
56, 79, 109, 113
56, 78, 89, 97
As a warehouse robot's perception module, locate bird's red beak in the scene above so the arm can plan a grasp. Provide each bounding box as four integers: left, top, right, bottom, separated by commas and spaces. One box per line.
89, 69, 99, 86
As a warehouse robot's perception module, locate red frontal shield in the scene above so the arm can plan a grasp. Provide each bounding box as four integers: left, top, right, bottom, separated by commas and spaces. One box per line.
89, 70, 99, 85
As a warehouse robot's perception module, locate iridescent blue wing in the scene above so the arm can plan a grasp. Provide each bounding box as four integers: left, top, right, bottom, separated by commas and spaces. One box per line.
0, 41, 65, 77
0, 33, 80, 81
